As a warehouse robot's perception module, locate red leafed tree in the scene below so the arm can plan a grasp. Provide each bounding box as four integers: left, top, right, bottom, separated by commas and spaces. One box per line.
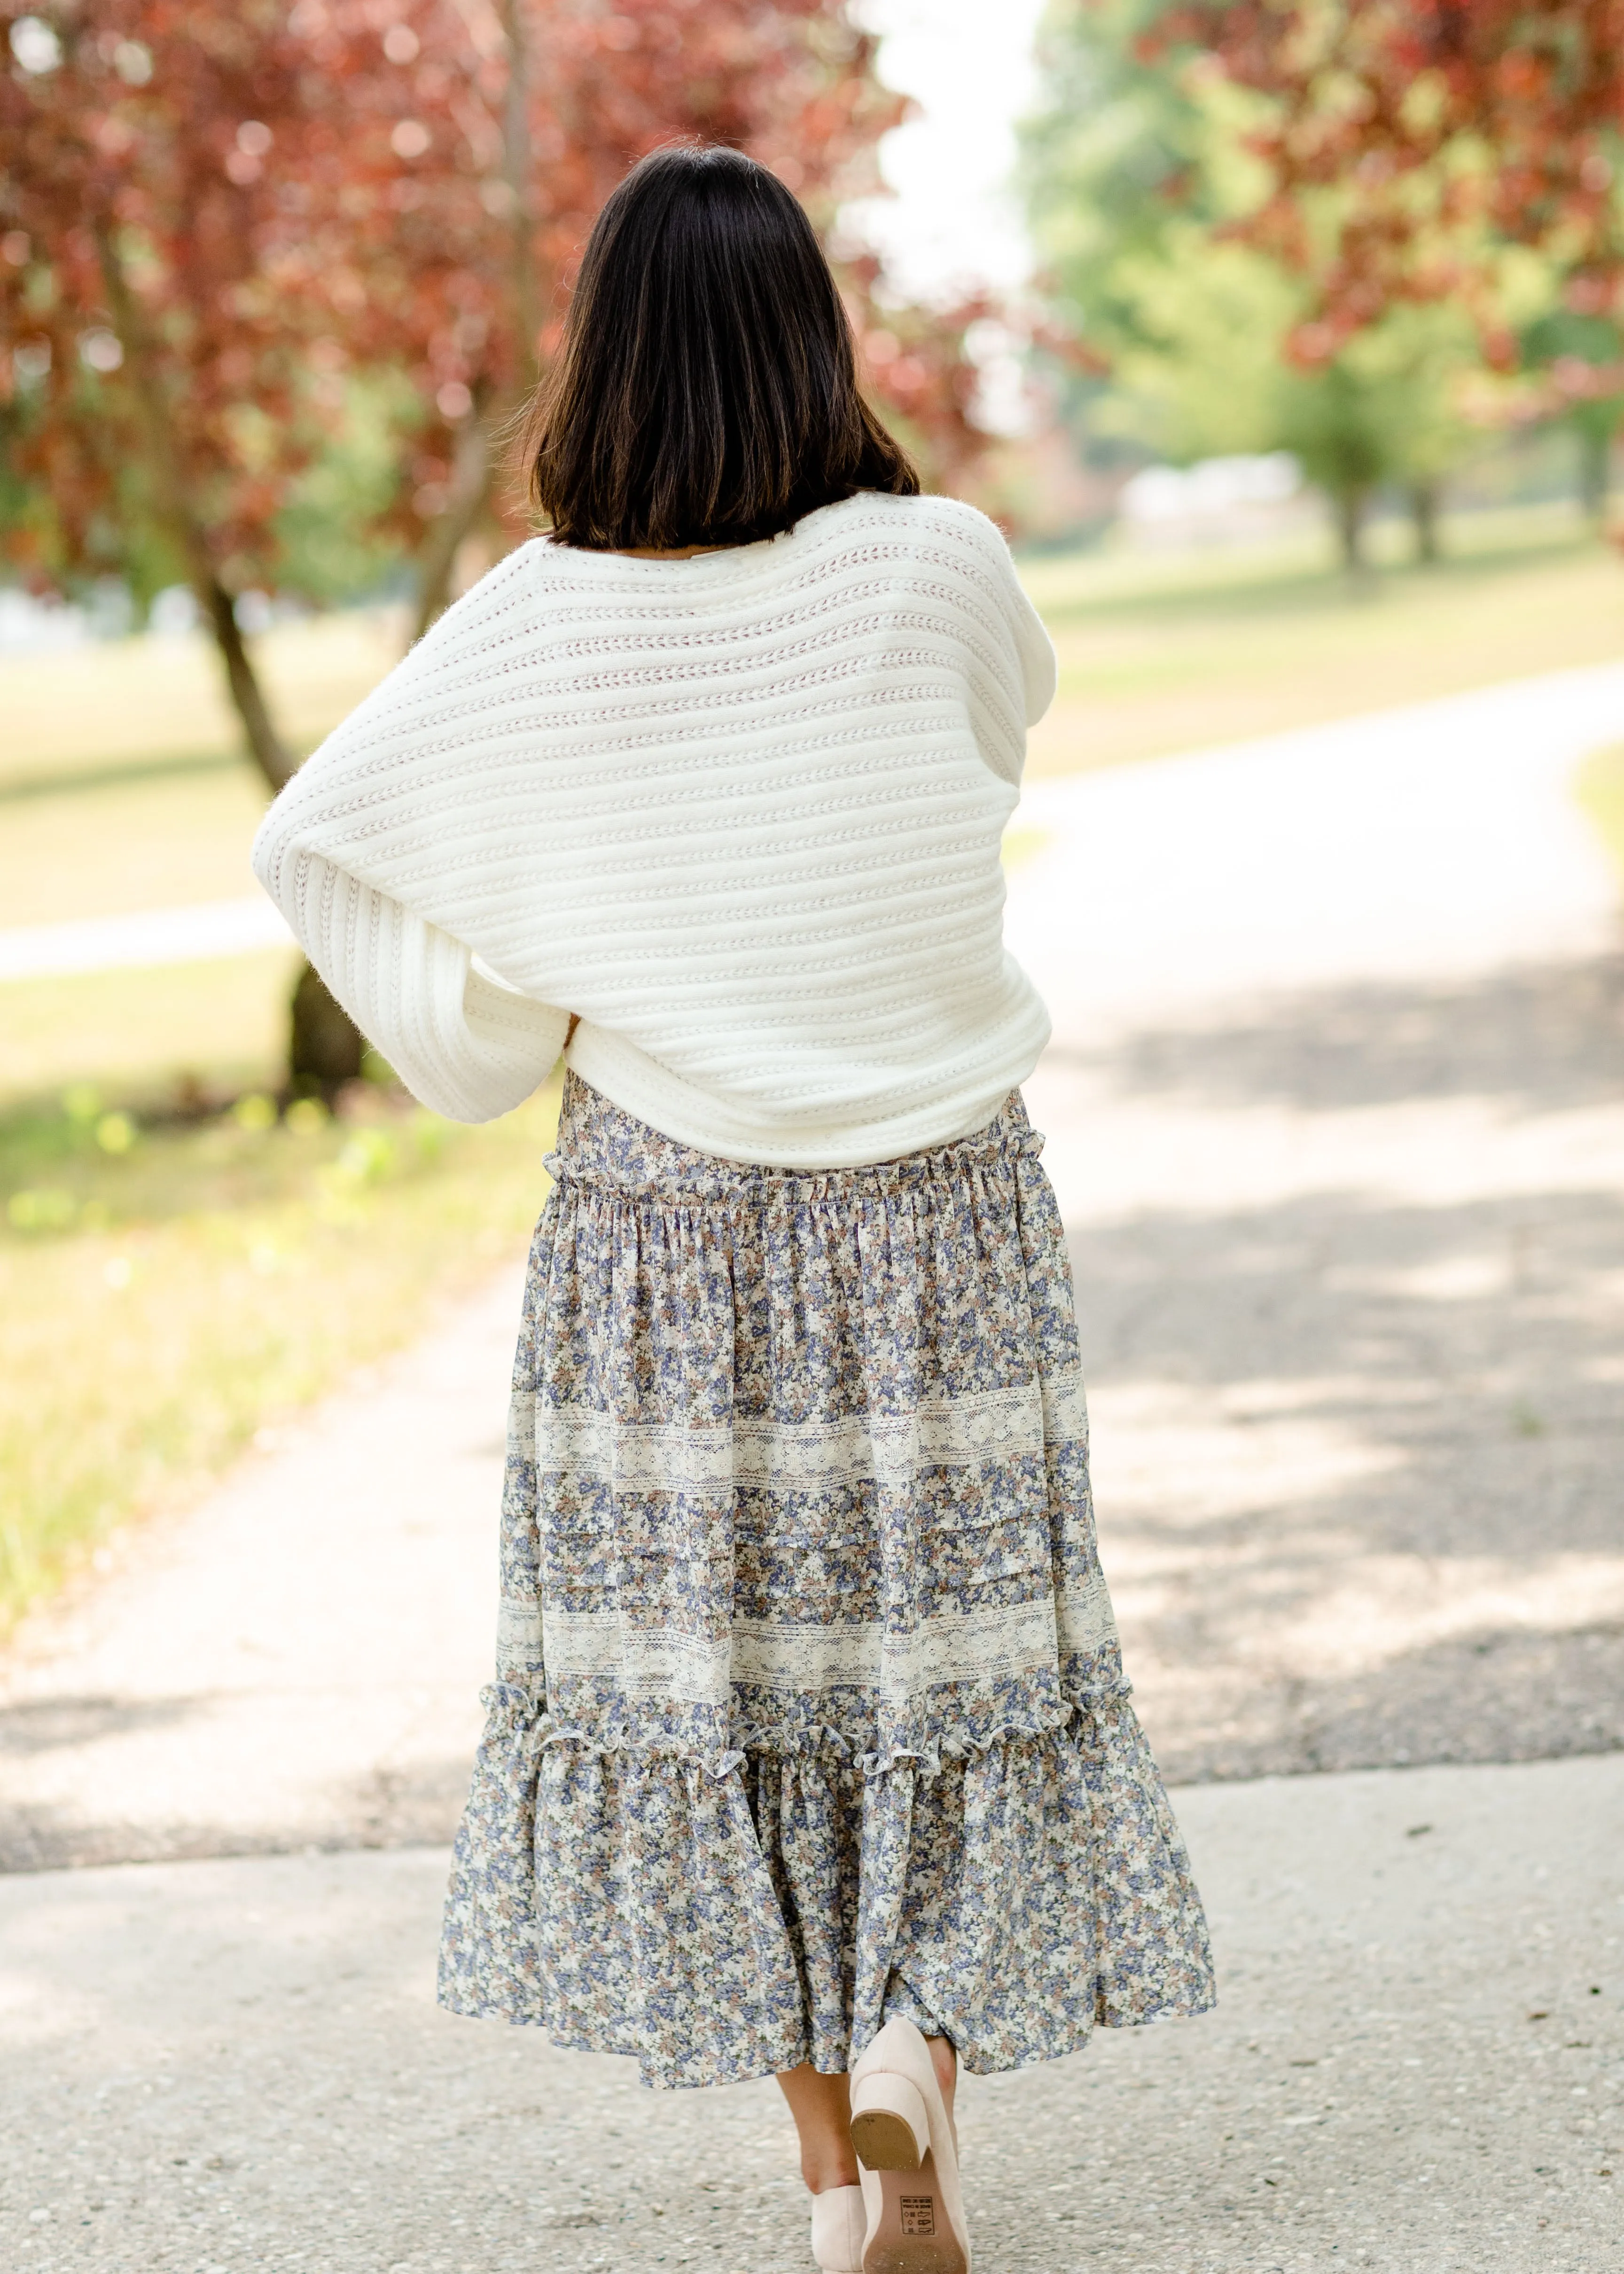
0, 0, 375, 792
3, 0, 996, 711
0, 0, 469, 1086
327, 0, 993, 634
1150, 2, 1624, 361
3, 2, 999, 1082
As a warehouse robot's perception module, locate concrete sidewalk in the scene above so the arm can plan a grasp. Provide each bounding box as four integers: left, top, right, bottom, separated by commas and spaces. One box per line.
1010, 664, 1624, 1786
2, 1753, 1619, 2273
0, 895, 289, 981
0, 1267, 523, 1870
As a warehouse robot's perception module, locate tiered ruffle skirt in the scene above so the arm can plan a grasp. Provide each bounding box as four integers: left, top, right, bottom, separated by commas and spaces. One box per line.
437, 1074, 1215, 2087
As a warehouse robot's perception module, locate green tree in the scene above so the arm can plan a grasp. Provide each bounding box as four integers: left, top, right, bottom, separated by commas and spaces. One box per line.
1521, 308, 1624, 525
1019, 0, 1480, 567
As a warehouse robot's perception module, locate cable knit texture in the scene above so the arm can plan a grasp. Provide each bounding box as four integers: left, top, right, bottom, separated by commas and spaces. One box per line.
251, 489, 1056, 1166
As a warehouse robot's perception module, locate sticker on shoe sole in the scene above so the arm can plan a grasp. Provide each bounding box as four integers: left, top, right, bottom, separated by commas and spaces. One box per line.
900, 2198, 936, 2236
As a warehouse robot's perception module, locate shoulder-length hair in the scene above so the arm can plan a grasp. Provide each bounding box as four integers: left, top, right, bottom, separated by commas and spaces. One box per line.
521, 143, 919, 551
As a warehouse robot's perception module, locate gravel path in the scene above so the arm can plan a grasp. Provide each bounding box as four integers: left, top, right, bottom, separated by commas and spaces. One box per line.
3, 659, 1622, 2271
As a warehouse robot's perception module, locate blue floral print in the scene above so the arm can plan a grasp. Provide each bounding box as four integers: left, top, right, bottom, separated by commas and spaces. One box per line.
437, 1075, 1215, 2088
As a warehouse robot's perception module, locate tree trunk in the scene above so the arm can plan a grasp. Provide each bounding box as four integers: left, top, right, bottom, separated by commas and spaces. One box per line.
94, 220, 297, 795
198, 575, 300, 792
1333, 485, 1370, 572
289, 964, 367, 1097
409, 405, 493, 645
1578, 423, 1613, 524
500, 0, 542, 369
95, 215, 363, 1087
1409, 480, 1441, 564
496, 0, 541, 377
410, 0, 541, 642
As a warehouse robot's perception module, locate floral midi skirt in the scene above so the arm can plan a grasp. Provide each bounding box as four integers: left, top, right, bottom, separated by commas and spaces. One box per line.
437, 1074, 1215, 2089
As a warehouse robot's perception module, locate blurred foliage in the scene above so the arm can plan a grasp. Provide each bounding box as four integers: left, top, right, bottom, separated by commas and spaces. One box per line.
1519, 307, 1624, 522
0, 0, 991, 631
0, 359, 188, 615
1018, 0, 1590, 564
273, 371, 418, 608
0, 363, 414, 619
1152, 0, 1624, 351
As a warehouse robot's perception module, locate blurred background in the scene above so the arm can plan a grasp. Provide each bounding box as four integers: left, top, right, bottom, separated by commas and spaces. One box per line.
3, 0, 1623, 1657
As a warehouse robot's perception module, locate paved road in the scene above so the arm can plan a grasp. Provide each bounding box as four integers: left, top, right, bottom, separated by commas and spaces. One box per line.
2, 1757, 1619, 2272
3, 661, 1623, 2270
0, 895, 289, 980
1012, 663, 1624, 1783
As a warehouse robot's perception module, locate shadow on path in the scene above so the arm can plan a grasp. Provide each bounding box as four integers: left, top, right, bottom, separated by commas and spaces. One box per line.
1052, 952, 1624, 1116
1041, 952, 1624, 1784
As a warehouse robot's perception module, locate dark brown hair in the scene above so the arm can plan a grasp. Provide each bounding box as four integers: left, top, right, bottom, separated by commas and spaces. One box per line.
522, 143, 919, 551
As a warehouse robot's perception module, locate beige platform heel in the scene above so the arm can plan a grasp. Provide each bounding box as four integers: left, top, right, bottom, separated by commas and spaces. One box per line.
848, 2017, 970, 2274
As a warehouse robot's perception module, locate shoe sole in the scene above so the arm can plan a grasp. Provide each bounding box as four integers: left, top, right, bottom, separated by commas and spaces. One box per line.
862, 2156, 968, 2274
850, 2072, 927, 2172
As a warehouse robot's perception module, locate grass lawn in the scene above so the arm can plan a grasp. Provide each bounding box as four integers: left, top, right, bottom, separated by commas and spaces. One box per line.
0, 765, 273, 928
0, 952, 300, 1104
0, 1072, 559, 1627
2, 498, 1621, 1628
1024, 507, 1624, 774
0, 605, 406, 792
0, 608, 406, 925
0, 926, 559, 1632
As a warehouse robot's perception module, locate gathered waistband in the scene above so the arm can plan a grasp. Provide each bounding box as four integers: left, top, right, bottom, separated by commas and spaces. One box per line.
545, 1073, 1041, 1205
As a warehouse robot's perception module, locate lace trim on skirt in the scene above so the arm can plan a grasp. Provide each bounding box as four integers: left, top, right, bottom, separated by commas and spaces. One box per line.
437, 1073, 1215, 2087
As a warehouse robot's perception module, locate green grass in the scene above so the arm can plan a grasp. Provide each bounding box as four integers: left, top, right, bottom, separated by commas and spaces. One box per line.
0, 766, 273, 927
0, 953, 299, 1104
0, 938, 558, 1632
1022, 508, 1624, 775
0, 609, 406, 928
0, 1074, 560, 1627
0, 606, 406, 793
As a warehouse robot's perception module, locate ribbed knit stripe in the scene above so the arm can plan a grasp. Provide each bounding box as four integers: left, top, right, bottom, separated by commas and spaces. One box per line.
251, 491, 1056, 1166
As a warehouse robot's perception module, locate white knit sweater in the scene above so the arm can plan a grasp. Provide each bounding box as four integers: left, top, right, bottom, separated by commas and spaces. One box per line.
251, 489, 1056, 1167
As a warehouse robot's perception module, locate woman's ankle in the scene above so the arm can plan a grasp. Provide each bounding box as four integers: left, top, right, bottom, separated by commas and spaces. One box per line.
778, 2062, 859, 2195
802, 2148, 862, 2194
925, 2032, 957, 2119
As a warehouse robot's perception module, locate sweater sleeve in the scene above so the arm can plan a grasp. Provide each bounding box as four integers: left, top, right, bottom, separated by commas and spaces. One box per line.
1008, 570, 1057, 729
260, 843, 569, 1124
984, 525, 1056, 728
937, 500, 1058, 782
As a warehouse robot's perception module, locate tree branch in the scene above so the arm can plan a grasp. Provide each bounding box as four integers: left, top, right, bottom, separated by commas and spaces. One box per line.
500, 0, 541, 376
409, 405, 493, 646
410, 0, 539, 643
93, 216, 297, 794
